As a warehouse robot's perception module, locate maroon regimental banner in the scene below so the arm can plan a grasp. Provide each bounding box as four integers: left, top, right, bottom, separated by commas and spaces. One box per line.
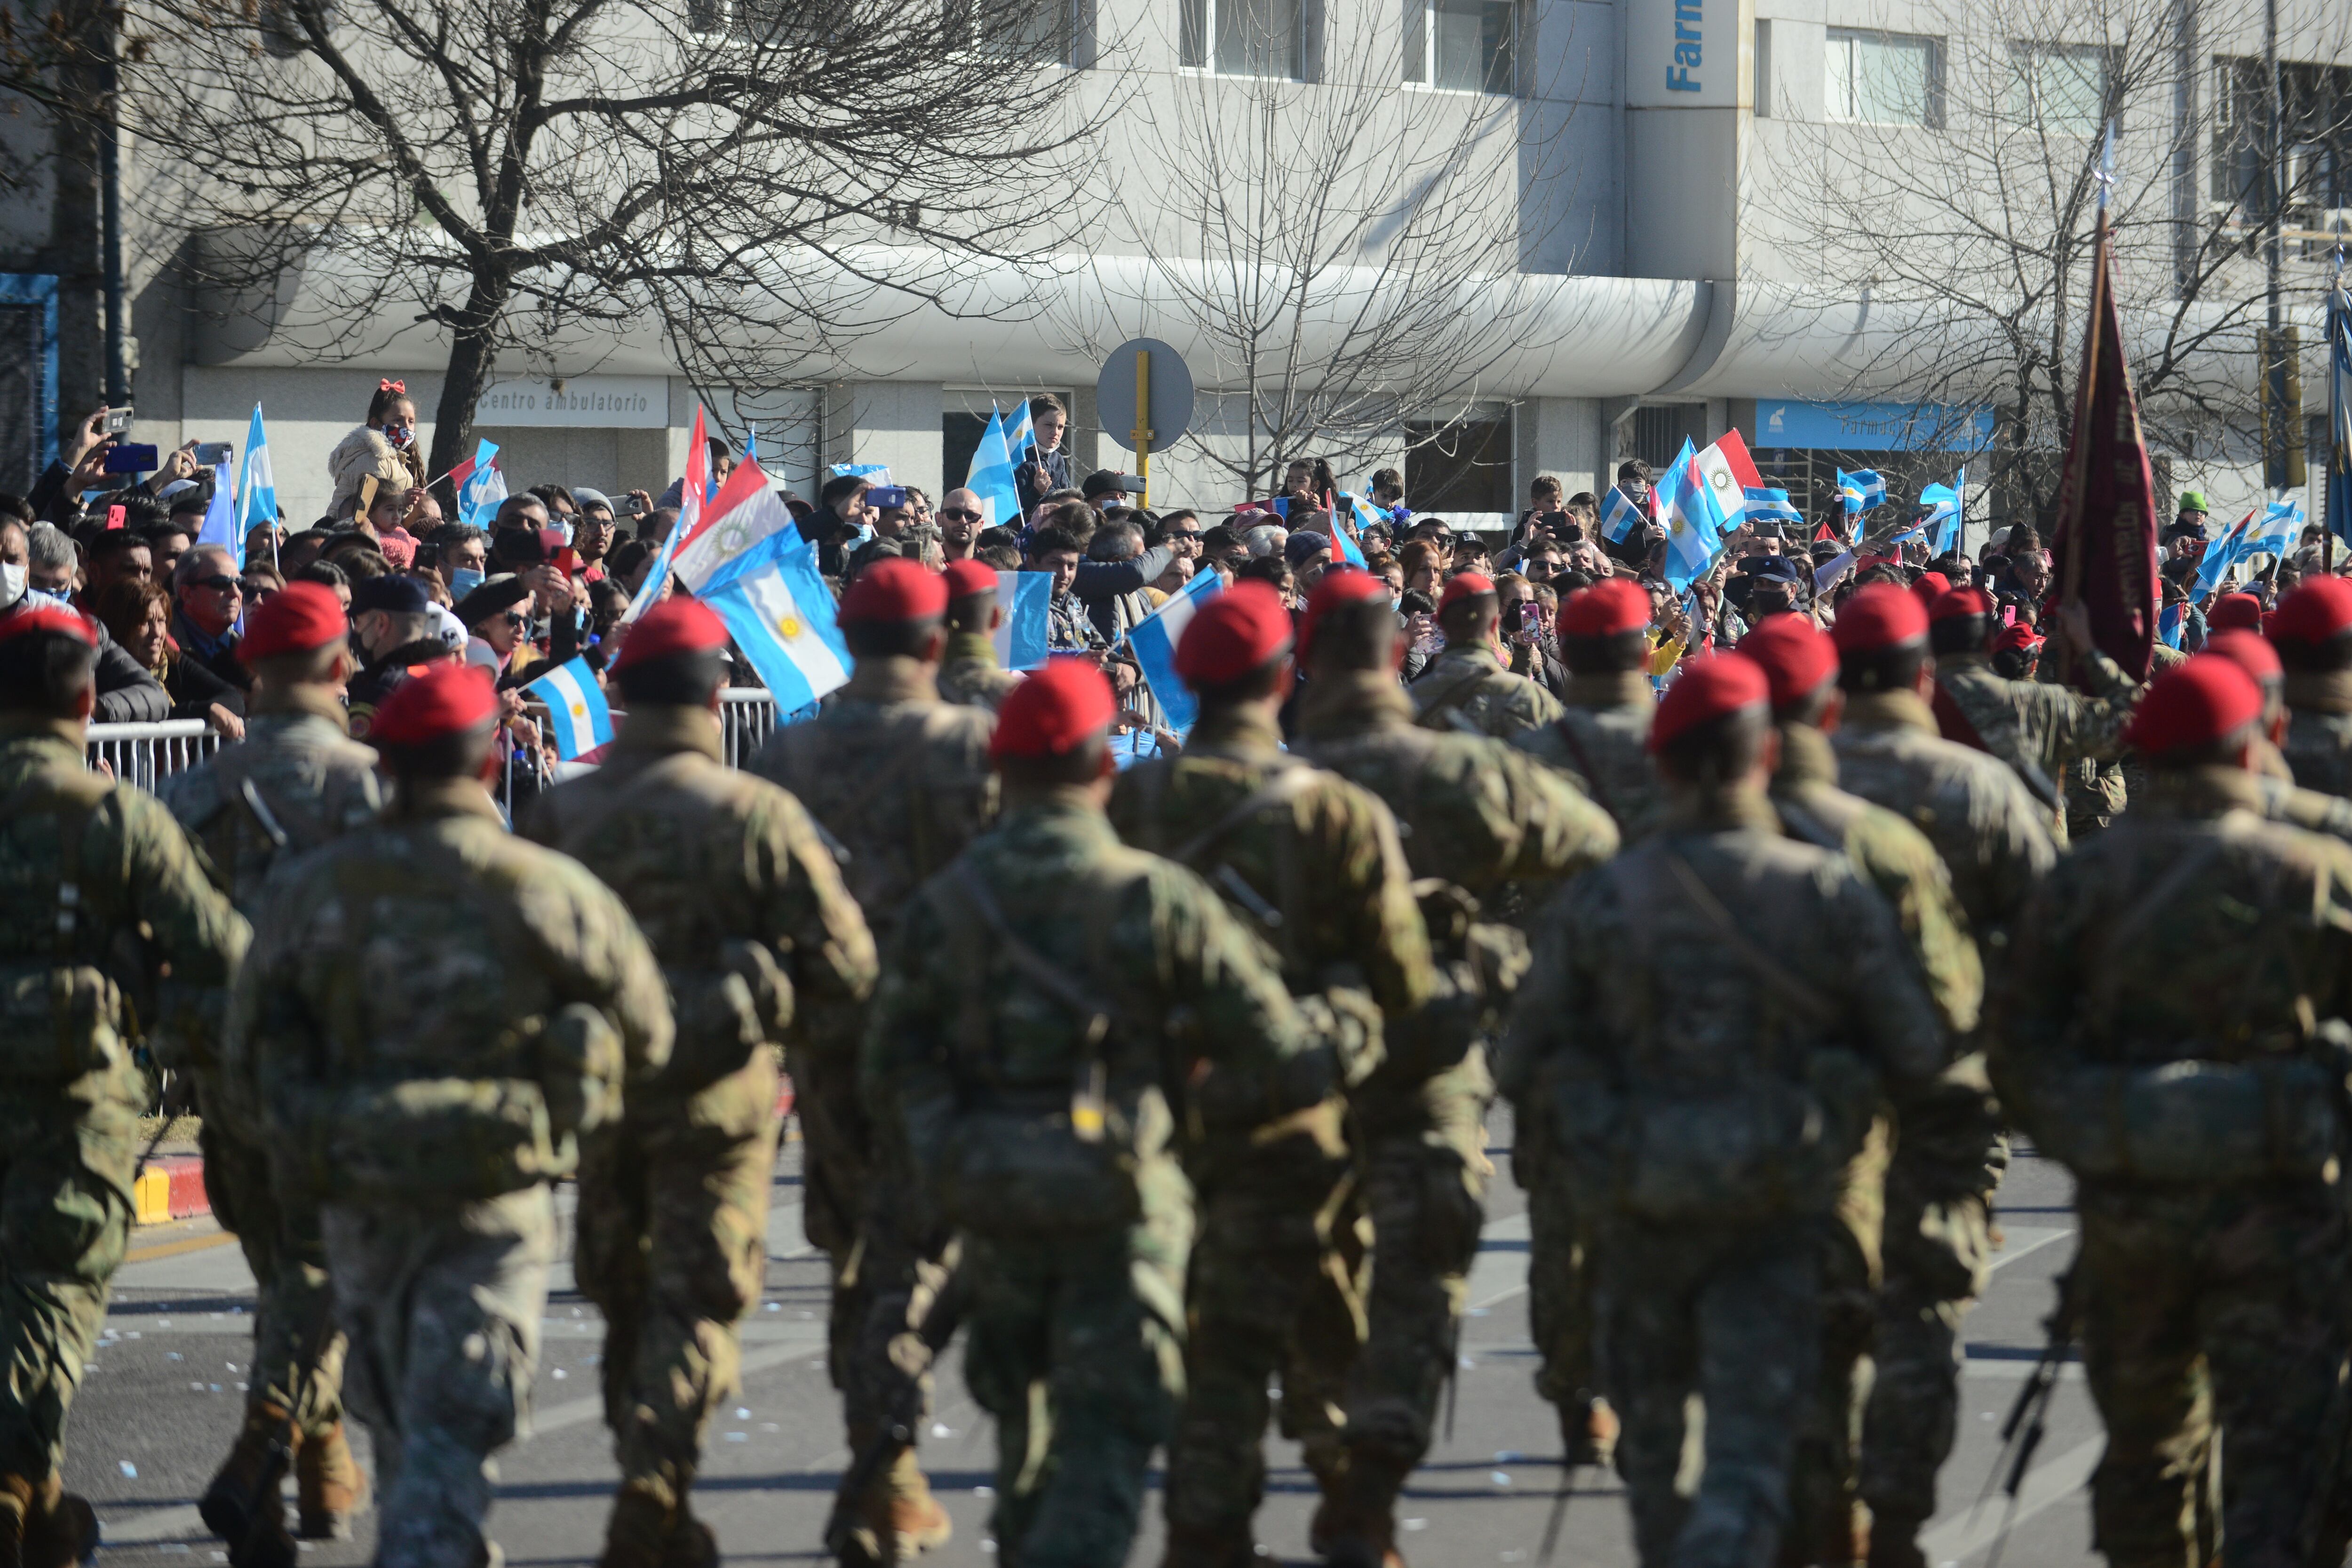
2049, 215, 2160, 682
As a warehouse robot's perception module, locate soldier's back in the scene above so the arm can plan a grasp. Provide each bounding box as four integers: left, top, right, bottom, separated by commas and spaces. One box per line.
2281, 706, 2352, 799
1410, 644, 1559, 740
161, 705, 383, 909
938, 656, 1022, 713
1511, 702, 1664, 842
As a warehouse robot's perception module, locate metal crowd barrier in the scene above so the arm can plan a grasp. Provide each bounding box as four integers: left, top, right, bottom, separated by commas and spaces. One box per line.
718, 688, 780, 768
84, 720, 222, 790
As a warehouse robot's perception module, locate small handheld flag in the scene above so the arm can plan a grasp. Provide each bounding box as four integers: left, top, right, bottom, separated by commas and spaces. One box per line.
624, 408, 710, 625
236, 405, 276, 541
201, 461, 238, 557
1743, 487, 1802, 529
1601, 485, 1653, 544
994, 569, 1055, 670
523, 656, 613, 761
2157, 601, 2185, 650
2190, 507, 2258, 601
1125, 570, 1224, 736
1659, 439, 1728, 591
964, 407, 1021, 528
455, 438, 505, 530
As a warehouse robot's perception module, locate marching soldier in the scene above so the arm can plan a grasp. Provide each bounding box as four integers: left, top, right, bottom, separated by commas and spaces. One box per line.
1826, 584, 2056, 1566
1105, 583, 1438, 1564
937, 559, 1023, 713
231, 664, 672, 1568
523, 599, 878, 1568
1295, 570, 1618, 1567
2273, 577, 2352, 799
159, 583, 383, 1551
1510, 577, 1667, 841
1992, 655, 2352, 1568
1927, 588, 2138, 844
0, 607, 249, 1568
2202, 629, 2352, 839
751, 559, 995, 1557
1739, 615, 1986, 1563
1410, 573, 1562, 740
1507, 653, 1947, 1568
864, 659, 1328, 1568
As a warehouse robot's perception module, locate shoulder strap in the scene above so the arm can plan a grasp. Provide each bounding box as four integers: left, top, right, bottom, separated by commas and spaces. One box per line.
1553, 716, 1619, 826
946, 859, 1123, 1041
1415, 666, 1492, 727
2086, 826, 2240, 1035
1935, 675, 2060, 811
1774, 797, 1843, 853
1167, 760, 1316, 866
1656, 848, 1838, 1030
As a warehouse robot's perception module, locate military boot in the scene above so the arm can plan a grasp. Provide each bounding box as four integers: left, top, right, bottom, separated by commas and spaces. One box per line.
0, 1474, 33, 1568
859, 1448, 951, 1563
23, 1476, 98, 1568
597, 1484, 675, 1568
1303, 1444, 1348, 1558
200, 1401, 294, 1544
295, 1422, 368, 1539
1320, 1449, 1413, 1568
1863, 1515, 1925, 1568
663, 1507, 719, 1568
1158, 1519, 1260, 1568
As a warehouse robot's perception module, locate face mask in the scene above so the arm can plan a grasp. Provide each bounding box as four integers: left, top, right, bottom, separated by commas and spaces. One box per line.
450, 567, 485, 598
0, 561, 22, 609
28, 582, 70, 605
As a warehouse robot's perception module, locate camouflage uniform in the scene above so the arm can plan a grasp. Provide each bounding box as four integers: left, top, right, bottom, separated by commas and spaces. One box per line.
1409, 641, 1561, 740
0, 715, 248, 1526
750, 667, 995, 1502
1298, 670, 1618, 1540
1107, 704, 1437, 1553
1769, 724, 1985, 1564
2280, 670, 2352, 799
1936, 644, 2137, 844
864, 792, 1324, 1568
1509, 669, 1667, 843
2249, 770, 2352, 840
522, 702, 877, 1542
1991, 765, 2352, 1568
1507, 789, 1947, 1568
1832, 685, 2054, 1554
159, 686, 383, 1464
234, 777, 672, 1568
938, 630, 1023, 713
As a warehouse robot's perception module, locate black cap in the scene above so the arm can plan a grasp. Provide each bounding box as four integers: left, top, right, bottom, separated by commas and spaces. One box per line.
1743, 554, 1803, 583
352, 574, 431, 615
453, 573, 532, 628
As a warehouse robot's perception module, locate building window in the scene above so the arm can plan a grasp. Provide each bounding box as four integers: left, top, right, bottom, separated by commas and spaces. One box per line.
2006, 42, 2109, 136
1753, 18, 1772, 117
0, 275, 56, 498
1630, 404, 1707, 471
1182, 0, 1303, 77
1407, 417, 1514, 513
1824, 28, 1942, 127
2210, 56, 2352, 222
1404, 0, 1515, 94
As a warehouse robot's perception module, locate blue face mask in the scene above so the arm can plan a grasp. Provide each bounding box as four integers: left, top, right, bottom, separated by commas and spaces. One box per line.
450, 567, 485, 598
28, 583, 71, 605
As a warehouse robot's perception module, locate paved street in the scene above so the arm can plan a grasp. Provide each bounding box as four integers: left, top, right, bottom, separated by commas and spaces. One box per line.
72, 1111, 2098, 1568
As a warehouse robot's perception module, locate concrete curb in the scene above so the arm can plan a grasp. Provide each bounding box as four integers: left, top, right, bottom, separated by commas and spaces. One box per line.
133, 1154, 209, 1225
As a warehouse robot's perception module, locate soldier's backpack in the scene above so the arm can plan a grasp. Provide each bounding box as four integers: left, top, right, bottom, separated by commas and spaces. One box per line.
0, 763, 135, 1083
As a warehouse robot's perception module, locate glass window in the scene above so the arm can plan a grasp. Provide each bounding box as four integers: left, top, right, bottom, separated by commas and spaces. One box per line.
1754, 18, 1773, 118
1405, 0, 1516, 93
1182, 0, 1303, 77
1825, 28, 1942, 127
2006, 43, 2108, 135
1406, 417, 1514, 513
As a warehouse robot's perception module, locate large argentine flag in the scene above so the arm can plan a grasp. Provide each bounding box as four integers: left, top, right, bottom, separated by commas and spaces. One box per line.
623, 407, 710, 624
700, 531, 851, 710
1125, 569, 1224, 736
994, 569, 1055, 670
524, 655, 613, 760
1658, 439, 1727, 591
236, 404, 276, 541
673, 457, 797, 590
1691, 430, 1765, 527
965, 408, 1022, 528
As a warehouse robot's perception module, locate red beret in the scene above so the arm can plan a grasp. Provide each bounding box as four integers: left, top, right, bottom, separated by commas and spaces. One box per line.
611, 596, 729, 674
991, 656, 1116, 761
0, 605, 96, 648
2207, 593, 2265, 633
1912, 572, 1952, 605
1174, 582, 1293, 687
1831, 583, 1930, 655
238, 582, 347, 663
2124, 654, 2263, 758
1738, 616, 1837, 712
942, 559, 999, 601
1557, 578, 1651, 638
2201, 627, 2282, 685
369, 663, 499, 747
1992, 622, 2045, 656
2271, 578, 2352, 645
1438, 572, 1496, 614
1929, 586, 1995, 623
838, 557, 949, 626
1299, 568, 1390, 665
1649, 653, 1770, 751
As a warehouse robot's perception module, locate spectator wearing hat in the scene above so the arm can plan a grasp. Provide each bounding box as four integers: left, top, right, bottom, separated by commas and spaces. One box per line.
2272, 576, 2352, 798
1928, 588, 2139, 843
1830, 583, 2057, 937
1733, 552, 1806, 622
454, 573, 536, 677
2169, 490, 2210, 542
564, 490, 618, 583
1409, 571, 1562, 740
349, 573, 459, 740
936, 558, 1022, 712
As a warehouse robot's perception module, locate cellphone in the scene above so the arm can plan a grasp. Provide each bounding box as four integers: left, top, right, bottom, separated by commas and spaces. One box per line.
100, 407, 134, 435
866, 485, 910, 509
194, 441, 234, 466
1116, 474, 1149, 494
627, 493, 649, 518
102, 444, 159, 473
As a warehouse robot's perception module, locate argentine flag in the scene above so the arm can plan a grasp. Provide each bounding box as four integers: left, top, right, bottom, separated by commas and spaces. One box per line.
236, 404, 276, 542
994, 569, 1055, 670
965, 408, 1021, 528
699, 531, 851, 711
1743, 486, 1802, 530
1659, 439, 1727, 591
201, 461, 238, 557
453, 439, 505, 529
1836, 468, 1886, 515
1002, 400, 1035, 469
2157, 602, 2186, 651
1125, 570, 1224, 736
1600, 484, 1652, 544
524, 656, 613, 761
2191, 507, 2258, 601
2242, 495, 2304, 563
1332, 494, 1376, 568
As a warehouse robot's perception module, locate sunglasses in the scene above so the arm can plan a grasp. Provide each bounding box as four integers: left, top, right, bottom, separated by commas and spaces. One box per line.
939, 507, 984, 522
1170, 529, 1203, 541
191, 574, 242, 593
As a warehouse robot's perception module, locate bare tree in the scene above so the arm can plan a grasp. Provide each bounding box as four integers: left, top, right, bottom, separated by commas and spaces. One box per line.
1759, 0, 2352, 525
1057, 11, 1582, 498
122, 0, 1113, 477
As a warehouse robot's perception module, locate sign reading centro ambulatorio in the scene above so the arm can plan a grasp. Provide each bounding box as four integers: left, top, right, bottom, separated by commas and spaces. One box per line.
1627, 0, 1743, 108
474, 375, 667, 429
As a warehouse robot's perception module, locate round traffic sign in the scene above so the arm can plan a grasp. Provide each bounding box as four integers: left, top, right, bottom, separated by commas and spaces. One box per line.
1096, 338, 1194, 452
